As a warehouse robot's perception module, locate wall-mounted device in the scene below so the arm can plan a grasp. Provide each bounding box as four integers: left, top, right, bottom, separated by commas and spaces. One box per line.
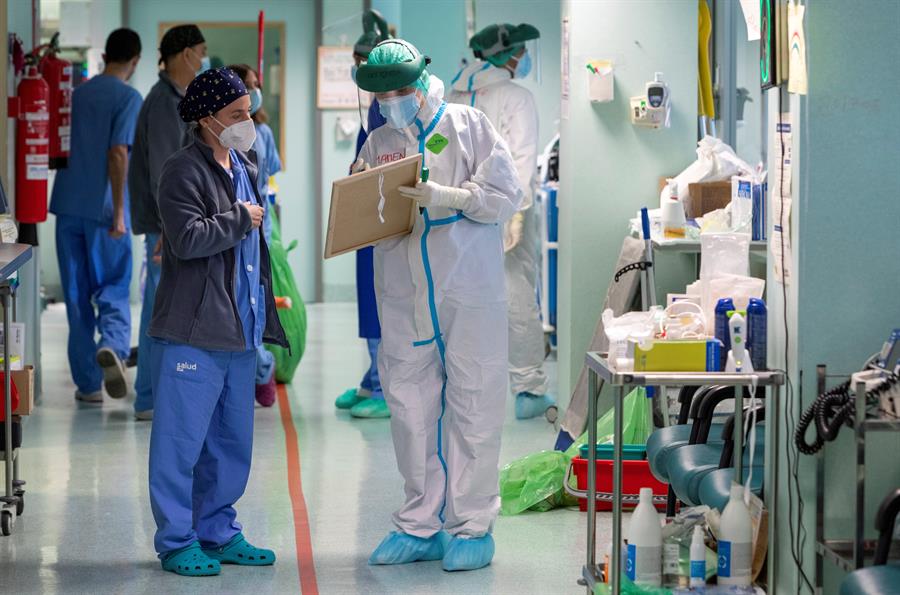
630, 72, 670, 129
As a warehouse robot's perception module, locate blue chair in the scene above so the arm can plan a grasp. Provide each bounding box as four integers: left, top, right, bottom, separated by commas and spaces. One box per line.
647, 385, 713, 482
698, 407, 766, 510
663, 387, 757, 508
840, 489, 900, 595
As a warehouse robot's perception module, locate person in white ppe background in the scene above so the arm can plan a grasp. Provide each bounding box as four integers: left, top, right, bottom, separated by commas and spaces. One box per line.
353, 39, 522, 572
447, 23, 554, 421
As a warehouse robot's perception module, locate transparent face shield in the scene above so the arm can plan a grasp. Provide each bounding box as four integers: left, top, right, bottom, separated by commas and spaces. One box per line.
354, 56, 376, 133
510, 38, 541, 84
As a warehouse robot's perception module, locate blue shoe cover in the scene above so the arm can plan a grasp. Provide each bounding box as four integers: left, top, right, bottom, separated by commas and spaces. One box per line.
515, 392, 557, 420
369, 531, 450, 565
442, 534, 495, 572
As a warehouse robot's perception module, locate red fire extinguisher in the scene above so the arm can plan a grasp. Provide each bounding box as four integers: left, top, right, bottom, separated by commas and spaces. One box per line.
39, 33, 72, 170
15, 62, 51, 224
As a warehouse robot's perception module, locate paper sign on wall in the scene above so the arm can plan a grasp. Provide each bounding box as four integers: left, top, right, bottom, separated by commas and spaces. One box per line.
739, 0, 761, 41
561, 18, 570, 120
787, 4, 808, 95
771, 113, 793, 285
317, 46, 357, 110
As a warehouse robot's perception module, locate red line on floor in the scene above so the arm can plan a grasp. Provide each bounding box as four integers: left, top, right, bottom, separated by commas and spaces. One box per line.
276, 383, 320, 595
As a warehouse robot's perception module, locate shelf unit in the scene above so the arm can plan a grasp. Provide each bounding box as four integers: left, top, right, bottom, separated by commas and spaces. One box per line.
814, 364, 900, 589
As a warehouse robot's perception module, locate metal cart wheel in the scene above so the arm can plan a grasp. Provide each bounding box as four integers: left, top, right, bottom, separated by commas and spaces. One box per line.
545, 405, 559, 424
1, 510, 12, 536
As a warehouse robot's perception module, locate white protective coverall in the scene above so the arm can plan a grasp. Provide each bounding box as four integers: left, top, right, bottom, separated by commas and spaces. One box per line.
359, 76, 523, 538
447, 61, 549, 397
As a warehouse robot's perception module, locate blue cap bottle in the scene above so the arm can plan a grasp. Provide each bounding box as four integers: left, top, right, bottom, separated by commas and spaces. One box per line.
747, 298, 767, 371
715, 298, 735, 371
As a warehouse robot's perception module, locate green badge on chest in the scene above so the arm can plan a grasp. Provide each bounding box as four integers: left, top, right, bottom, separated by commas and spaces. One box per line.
425, 133, 449, 155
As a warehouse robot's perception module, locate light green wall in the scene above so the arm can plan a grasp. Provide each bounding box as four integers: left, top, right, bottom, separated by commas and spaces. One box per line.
770, 1, 900, 592
556, 0, 698, 403
127, 0, 317, 300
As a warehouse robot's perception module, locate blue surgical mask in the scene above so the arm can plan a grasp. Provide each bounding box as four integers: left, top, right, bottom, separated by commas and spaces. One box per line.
249, 88, 263, 115
198, 55, 211, 75
514, 51, 532, 79
378, 93, 421, 130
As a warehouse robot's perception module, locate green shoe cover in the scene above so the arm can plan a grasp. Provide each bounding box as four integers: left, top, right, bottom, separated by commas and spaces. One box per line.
335, 388, 366, 409
161, 542, 221, 577
350, 398, 391, 419
203, 533, 276, 566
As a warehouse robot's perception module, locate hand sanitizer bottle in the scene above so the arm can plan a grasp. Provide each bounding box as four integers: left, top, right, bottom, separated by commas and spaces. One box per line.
718, 483, 752, 586
626, 487, 662, 587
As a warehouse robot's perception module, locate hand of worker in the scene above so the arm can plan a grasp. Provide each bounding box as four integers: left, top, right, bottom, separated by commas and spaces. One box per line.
503, 212, 524, 253
351, 157, 371, 175
398, 181, 473, 211
109, 211, 127, 239
242, 203, 265, 229
153, 235, 163, 265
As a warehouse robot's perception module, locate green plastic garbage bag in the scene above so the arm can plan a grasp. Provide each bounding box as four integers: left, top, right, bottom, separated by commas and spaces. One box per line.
499, 388, 653, 515
264, 210, 308, 383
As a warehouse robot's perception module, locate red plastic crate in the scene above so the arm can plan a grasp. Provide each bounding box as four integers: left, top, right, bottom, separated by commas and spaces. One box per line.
572, 456, 669, 512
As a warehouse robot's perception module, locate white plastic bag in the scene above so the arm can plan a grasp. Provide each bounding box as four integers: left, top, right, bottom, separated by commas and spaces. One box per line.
703, 274, 766, 331
700, 232, 751, 280
602, 308, 658, 365
660, 136, 755, 209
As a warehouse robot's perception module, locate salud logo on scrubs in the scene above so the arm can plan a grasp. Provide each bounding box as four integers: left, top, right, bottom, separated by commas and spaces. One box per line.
379, 94, 421, 129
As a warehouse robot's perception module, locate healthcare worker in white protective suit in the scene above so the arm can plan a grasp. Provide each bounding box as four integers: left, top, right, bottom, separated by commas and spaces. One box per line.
354, 39, 522, 572
447, 23, 555, 421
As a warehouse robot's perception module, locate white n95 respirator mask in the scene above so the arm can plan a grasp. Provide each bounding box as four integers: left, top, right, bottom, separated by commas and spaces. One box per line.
212, 117, 257, 152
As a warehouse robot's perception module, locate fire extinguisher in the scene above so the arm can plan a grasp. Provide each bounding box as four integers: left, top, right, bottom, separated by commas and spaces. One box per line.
39, 33, 72, 170
15, 60, 51, 224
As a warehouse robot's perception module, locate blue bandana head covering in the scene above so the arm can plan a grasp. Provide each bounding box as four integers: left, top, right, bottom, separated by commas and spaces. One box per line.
179, 67, 248, 122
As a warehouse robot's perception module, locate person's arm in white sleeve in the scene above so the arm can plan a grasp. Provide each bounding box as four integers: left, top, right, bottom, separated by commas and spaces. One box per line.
502, 88, 540, 210
457, 110, 524, 224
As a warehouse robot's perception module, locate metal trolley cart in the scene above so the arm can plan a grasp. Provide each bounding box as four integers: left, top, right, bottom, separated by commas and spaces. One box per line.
578, 351, 784, 594
0, 243, 33, 536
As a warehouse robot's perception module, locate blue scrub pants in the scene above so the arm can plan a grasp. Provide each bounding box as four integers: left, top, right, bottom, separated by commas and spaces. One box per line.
134, 233, 161, 412
360, 337, 383, 399
55, 214, 132, 394
148, 340, 256, 556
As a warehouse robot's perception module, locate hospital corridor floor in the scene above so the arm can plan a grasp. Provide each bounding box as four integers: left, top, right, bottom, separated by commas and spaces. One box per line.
0, 302, 607, 595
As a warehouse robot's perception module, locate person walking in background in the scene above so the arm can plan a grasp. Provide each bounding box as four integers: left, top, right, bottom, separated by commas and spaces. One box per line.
128, 24, 208, 420
227, 63, 282, 407
334, 9, 392, 419
49, 28, 143, 403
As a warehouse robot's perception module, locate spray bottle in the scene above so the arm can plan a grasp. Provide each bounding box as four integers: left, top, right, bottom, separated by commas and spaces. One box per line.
689, 525, 706, 588
626, 487, 663, 587
718, 483, 752, 586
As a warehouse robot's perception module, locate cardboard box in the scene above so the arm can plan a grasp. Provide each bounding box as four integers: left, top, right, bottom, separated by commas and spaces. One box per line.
11, 365, 34, 415
687, 181, 732, 218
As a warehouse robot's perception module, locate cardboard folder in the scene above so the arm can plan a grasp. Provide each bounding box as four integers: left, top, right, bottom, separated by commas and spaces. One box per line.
324, 154, 422, 259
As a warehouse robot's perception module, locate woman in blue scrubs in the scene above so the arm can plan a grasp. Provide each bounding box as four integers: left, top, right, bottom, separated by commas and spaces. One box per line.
228, 63, 283, 407
146, 68, 288, 577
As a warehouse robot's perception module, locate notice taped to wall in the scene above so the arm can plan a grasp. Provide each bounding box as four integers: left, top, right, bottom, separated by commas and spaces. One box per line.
771, 113, 793, 285
317, 46, 358, 110
561, 18, 570, 120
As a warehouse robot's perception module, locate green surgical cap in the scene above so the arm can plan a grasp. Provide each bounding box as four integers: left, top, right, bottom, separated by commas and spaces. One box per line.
470, 23, 540, 67
356, 39, 430, 93
353, 9, 390, 58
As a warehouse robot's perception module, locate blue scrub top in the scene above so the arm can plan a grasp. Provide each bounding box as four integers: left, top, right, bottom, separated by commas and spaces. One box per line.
252, 122, 282, 202
229, 150, 265, 351
50, 74, 143, 226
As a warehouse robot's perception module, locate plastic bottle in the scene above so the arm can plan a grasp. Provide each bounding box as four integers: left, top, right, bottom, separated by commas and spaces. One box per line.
662, 181, 686, 239
747, 298, 767, 371
718, 483, 752, 586
689, 525, 706, 588
626, 487, 662, 587
714, 298, 735, 371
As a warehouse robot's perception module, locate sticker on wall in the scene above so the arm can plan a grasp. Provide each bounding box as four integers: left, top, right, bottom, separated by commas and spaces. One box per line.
787, 3, 808, 95
425, 133, 449, 155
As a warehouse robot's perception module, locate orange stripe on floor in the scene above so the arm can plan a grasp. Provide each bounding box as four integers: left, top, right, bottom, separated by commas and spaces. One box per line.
277, 383, 320, 595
